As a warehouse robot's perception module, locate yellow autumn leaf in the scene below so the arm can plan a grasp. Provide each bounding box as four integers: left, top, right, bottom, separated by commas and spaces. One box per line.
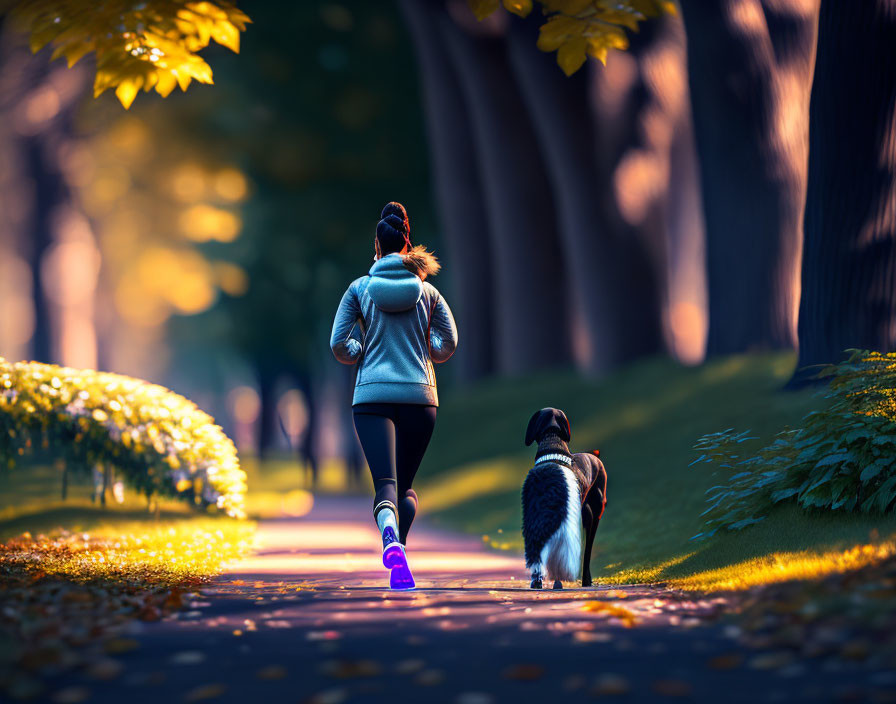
541, 0, 592, 13
586, 43, 608, 65
115, 78, 141, 109
467, 0, 501, 20
63, 42, 92, 67
503, 0, 533, 17
537, 15, 582, 52
154, 70, 178, 98
557, 36, 587, 76
211, 21, 240, 53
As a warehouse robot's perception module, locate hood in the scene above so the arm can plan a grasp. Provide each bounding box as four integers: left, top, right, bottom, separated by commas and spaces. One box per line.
367, 254, 424, 312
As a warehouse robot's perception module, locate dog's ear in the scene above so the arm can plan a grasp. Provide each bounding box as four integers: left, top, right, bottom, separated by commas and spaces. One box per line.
553, 409, 571, 442
525, 409, 546, 446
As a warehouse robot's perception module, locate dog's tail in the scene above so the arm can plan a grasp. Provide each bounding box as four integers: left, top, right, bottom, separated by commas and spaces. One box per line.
522, 465, 582, 582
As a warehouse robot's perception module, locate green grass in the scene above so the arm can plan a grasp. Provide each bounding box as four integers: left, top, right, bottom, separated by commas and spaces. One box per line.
419, 353, 896, 585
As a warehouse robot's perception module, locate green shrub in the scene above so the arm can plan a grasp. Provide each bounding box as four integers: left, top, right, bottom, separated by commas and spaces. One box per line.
0, 358, 246, 518
692, 350, 896, 538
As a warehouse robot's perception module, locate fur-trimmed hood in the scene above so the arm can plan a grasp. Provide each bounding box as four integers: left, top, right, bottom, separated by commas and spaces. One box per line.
401, 246, 440, 281
365, 248, 440, 313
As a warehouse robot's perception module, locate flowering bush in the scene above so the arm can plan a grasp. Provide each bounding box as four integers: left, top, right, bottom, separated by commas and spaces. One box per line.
0, 358, 246, 518
692, 350, 896, 538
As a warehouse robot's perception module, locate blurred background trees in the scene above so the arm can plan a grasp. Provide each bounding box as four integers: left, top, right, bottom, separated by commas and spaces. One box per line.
1, 0, 894, 477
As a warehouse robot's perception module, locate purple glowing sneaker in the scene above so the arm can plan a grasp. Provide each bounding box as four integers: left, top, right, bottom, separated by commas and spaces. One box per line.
381, 526, 415, 590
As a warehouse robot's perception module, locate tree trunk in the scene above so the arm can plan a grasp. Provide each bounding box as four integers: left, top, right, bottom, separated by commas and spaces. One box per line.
793, 0, 896, 379
664, 102, 707, 363
438, 6, 572, 374
100, 464, 108, 507
590, 20, 685, 367
256, 365, 279, 459
399, 0, 496, 381
24, 135, 61, 364
679, 0, 819, 355
505, 17, 664, 372
295, 369, 319, 487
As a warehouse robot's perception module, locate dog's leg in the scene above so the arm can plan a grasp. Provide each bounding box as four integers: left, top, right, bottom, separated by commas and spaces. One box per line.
530, 565, 544, 590
582, 490, 603, 587
581, 504, 594, 587
552, 580, 563, 590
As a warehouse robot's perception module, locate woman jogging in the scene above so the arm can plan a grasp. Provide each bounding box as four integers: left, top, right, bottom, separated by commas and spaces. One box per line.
330, 202, 458, 590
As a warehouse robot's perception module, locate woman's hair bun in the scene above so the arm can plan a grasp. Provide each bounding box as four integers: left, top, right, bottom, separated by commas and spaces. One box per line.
382, 213, 407, 234
381, 202, 410, 235
376, 214, 410, 254
376, 202, 412, 255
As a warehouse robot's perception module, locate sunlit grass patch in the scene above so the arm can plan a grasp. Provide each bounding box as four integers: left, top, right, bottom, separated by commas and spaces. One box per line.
2, 517, 254, 586
668, 540, 896, 592
599, 553, 698, 586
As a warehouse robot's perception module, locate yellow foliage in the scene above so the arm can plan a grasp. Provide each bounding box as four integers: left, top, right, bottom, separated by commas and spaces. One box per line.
6, 0, 251, 108
468, 0, 501, 21
468, 0, 672, 74
503, 0, 533, 17
0, 358, 248, 518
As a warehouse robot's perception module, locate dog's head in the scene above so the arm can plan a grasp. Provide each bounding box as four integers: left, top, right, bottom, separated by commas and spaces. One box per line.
525, 407, 571, 447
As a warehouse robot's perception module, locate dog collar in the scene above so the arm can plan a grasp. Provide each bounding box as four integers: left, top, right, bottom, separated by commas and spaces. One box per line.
534, 453, 573, 467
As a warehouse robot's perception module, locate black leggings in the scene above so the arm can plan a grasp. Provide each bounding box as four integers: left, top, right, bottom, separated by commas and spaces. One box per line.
353, 403, 437, 544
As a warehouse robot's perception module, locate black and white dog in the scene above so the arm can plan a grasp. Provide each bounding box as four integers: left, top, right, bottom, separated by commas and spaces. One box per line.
522, 408, 608, 590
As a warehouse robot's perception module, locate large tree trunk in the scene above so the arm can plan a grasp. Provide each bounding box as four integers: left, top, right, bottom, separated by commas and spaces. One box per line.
679, 0, 819, 355
589, 19, 690, 367
505, 17, 665, 372
3, 37, 89, 365
664, 100, 707, 364
794, 0, 896, 379
438, 4, 572, 374
399, 0, 496, 381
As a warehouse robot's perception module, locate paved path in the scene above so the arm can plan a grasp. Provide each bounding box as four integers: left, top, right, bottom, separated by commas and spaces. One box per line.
46, 497, 883, 703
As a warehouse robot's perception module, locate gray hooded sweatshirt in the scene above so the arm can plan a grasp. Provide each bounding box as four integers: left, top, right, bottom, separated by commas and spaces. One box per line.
330, 253, 458, 406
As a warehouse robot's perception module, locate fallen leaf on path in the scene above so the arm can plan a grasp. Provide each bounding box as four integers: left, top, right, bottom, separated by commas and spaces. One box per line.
747, 651, 794, 670
591, 674, 630, 696
580, 600, 638, 628
394, 659, 425, 674
706, 653, 743, 670
84, 658, 123, 680
573, 631, 612, 643
307, 630, 341, 641
170, 650, 205, 665
415, 669, 445, 686
256, 665, 287, 680
456, 693, 495, 704
183, 683, 227, 702
651, 679, 693, 697
320, 659, 381, 678
501, 663, 544, 680
103, 638, 139, 654
51, 686, 90, 703
304, 689, 347, 704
